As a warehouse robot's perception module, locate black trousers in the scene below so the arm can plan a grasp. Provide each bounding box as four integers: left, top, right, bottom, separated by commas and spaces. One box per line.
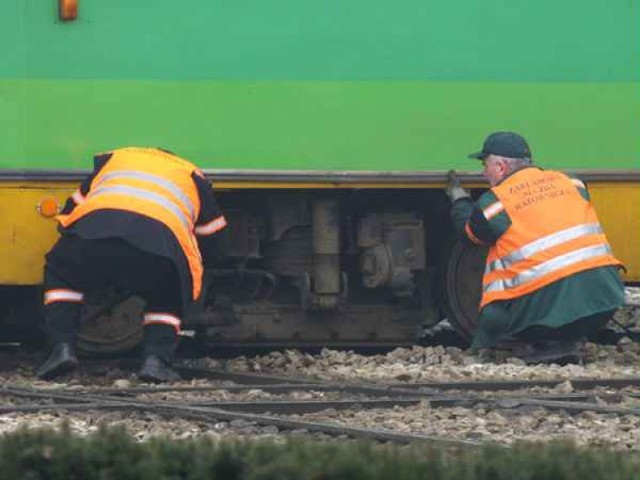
44, 234, 184, 362
515, 310, 615, 344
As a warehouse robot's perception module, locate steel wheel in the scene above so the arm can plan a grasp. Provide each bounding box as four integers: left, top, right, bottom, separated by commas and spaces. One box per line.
77, 295, 145, 354
444, 241, 488, 340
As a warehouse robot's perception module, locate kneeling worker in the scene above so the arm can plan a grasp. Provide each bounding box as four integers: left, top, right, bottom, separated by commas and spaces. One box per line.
445, 132, 624, 363
37, 147, 227, 382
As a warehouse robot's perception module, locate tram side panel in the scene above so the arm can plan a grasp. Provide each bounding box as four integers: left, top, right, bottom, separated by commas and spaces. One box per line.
0, 178, 637, 349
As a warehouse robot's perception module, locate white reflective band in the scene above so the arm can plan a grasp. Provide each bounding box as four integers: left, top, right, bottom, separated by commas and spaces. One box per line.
571, 178, 586, 189
195, 216, 227, 236
97, 171, 196, 221
482, 201, 504, 220
485, 223, 603, 275
89, 185, 190, 229
72, 190, 86, 205
44, 289, 85, 304
143, 313, 182, 331
484, 244, 612, 293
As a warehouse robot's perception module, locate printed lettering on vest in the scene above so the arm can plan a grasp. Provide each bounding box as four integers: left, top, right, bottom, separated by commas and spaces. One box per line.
511, 174, 575, 212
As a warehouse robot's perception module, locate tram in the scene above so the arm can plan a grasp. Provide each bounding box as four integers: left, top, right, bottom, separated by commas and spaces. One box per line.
1, 0, 638, 352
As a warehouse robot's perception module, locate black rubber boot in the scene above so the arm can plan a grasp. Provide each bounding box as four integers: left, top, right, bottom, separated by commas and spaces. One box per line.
519, 339, 584, 365
138, 355, 181, 383
36, 343, 79, 380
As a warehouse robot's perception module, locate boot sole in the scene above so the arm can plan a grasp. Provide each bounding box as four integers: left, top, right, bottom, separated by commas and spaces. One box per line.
138, 370, 181, 383
138, 374, 181, 383
523, 353, 582, 366
36, 359, 79, 381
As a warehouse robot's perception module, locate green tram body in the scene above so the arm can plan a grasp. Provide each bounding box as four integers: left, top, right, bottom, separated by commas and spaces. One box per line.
0, 0, 638, 351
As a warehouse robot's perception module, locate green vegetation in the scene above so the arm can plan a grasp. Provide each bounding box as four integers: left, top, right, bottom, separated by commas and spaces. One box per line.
0, 424, 637, 480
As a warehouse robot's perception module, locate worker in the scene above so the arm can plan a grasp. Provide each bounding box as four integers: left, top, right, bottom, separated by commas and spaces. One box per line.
36, 147, 227, 382
445, 132, 625, 363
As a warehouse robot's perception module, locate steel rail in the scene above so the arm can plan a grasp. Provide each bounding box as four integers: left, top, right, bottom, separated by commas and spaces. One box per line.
97, 382, 417, 398
170, 366, 640, 393
3, 392, 638, 417
148, 403, 482, 447
2, 381, 638, 452
0, 387, 90, 403
80, 380, 640, 398
5, 383, 638, 449
183, 392, 636, 413
173, 366, 323, 385
497, 398, 640, 416
50, 383, 636, 411
386, 377, 640, 392
0, 386, 478, 447
0, 398, 425, 415
4, 379, 640, 417
159, 395, 636, 414
80, 363, 428, 398
85, 384, 337, 395
0, 402, 127, 414
77, 388, 631, 407
148, 366, 640, 396
168, 394, 640, 417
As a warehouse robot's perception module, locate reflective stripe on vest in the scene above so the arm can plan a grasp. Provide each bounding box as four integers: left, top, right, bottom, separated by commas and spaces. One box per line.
44, 289, 85, 305
143, 312, 182, 332
485, 222, 603, 275
571, 178, 586, 189
484, 243, 612, 293
97, 170, 196, 222
195, 215, 228, 236
89, 185, 191, 230
482, 201, 504, 220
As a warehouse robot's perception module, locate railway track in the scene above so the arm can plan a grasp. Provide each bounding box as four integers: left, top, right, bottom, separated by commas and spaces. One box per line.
1, 365, 639, 447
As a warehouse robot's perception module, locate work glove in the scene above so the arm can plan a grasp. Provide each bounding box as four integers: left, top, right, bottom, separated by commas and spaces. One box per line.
445, 169, 471, 202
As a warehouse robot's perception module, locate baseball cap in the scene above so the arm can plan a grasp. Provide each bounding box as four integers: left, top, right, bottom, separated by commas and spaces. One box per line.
468, 131, 532, 160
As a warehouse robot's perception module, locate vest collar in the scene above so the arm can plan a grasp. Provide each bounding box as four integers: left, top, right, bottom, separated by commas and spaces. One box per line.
495, 165, 541, 186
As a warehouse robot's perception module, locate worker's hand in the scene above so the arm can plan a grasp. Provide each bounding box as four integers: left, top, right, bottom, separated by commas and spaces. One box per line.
445, 170, 471, 202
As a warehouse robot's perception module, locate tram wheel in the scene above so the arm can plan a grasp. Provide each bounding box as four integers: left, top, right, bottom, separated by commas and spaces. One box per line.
444, 241, 488, 340
77, 294, 144, 354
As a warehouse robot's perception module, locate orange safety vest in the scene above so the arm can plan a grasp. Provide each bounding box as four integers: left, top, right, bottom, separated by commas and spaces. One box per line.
480, 168, 622, 309
57, 147, 204, 300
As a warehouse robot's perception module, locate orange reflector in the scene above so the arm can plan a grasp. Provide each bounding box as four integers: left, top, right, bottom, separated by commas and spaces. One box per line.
38, 197, 60, 218
59, 0, 78, 21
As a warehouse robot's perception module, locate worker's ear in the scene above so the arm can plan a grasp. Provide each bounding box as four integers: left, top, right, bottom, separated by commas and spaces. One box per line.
497, 159, 509, 176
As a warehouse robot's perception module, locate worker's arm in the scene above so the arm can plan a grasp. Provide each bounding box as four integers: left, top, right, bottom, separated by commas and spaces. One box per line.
192, 172, 228, 266
449, 190, 511, 246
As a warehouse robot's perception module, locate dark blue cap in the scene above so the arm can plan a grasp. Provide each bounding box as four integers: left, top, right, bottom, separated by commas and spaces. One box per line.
468, 132, 532, 160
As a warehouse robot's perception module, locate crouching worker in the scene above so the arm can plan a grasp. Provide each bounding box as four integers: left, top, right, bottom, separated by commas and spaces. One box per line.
445, 132, 625, 364
36, 147, 227, 382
